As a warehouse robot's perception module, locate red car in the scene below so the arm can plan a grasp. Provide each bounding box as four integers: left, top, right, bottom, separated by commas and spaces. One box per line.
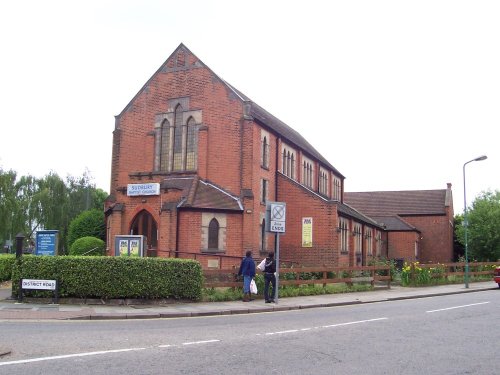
494, 267, 500, 288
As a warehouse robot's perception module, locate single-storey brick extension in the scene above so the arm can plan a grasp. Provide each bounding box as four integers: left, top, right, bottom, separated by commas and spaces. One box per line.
104, 44, 454, 268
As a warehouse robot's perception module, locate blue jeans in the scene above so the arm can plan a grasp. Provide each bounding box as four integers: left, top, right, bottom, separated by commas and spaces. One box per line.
243, 275, 252, 293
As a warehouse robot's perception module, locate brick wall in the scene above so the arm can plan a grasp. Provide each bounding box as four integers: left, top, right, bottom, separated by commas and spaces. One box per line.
387, 231, 420, 262
404, 215, 453, 263
277, 174, 339, 266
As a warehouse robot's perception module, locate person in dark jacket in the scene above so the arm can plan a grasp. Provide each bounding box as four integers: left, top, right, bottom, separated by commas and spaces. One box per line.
263, 252, 276, 303
238, 250, 256, 302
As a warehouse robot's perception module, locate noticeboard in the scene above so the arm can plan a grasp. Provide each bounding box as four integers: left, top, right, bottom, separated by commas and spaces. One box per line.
115, 235, 146, 257
35, 230, 59, 256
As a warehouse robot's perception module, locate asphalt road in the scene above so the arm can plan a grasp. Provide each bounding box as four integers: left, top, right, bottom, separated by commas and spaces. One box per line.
0, 290, 498, 374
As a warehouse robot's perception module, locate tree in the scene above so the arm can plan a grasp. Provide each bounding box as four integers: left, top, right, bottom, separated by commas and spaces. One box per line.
0, 168, 19, 251
455, 190, 500, 261
15, 174, 42, 242
0, 167, 108, 254
67, 209, 105, 248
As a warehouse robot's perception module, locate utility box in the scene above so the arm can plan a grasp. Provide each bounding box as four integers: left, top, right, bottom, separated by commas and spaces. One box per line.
114, 235, 147, 257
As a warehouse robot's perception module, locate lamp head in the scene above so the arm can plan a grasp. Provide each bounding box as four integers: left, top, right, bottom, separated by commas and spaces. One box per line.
474, 155, 487, 161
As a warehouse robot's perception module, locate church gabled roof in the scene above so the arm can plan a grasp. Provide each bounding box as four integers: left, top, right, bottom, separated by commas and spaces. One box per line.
118, 43, 343, 178
161, 176, 243, 212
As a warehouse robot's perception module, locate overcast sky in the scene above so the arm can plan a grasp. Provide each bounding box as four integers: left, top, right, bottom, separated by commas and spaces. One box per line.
1, 0, 498, 214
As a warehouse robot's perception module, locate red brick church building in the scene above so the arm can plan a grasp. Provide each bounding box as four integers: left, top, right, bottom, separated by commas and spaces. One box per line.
104, 44, 454, 268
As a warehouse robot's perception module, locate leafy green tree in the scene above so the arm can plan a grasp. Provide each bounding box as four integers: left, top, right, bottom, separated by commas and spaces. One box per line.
15, 174, 41, 242
36, 173, 68, 231
455, 190, 500, 261
66, 170, 107, 215
0, 169, 22, 252
0, 167, 108, 254
67, 209, 105, 248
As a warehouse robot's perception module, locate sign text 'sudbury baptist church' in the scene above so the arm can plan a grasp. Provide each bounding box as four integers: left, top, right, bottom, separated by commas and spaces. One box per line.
127, 183, 160, 196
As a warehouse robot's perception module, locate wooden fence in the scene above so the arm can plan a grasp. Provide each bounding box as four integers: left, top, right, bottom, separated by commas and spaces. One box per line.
203, 261, 499, 289
203, 265, 392, 289
404, 261, 498, 285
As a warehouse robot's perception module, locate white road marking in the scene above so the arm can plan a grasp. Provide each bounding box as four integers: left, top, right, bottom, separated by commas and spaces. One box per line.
0, 339, 222, 367
426, 301, 490, 313
0, 347, 146, 367
262, 317, 388, 336
266, 329, 299, 335
182, 339, 220, 345
0, 317, 389, 366
322, 317, 388, 328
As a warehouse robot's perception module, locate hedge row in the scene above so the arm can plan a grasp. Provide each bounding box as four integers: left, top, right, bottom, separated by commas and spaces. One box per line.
11, 256, 203, 300
0, 254, 15, 282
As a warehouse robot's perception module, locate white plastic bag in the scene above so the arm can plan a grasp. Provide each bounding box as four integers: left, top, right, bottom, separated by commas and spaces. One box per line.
257, 259, 266, 271
250, 278, 258, 294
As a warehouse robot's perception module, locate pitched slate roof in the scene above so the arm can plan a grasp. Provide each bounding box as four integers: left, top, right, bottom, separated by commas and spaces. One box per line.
337, 202, 384, 228
370, 215, 420, 232
161, 176, 243, 211
344, 189, 449, 216
224, 82, 344, 177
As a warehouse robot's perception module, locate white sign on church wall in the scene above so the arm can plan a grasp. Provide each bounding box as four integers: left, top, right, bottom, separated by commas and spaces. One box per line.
127, 183, 160, 196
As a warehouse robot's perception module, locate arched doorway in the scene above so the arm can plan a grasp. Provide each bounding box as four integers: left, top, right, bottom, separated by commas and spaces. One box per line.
130, 210, 158, 256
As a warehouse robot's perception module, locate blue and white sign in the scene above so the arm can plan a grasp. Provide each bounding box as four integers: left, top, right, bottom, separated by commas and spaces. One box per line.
35, 230, 59, 256
127, 183, 160, 196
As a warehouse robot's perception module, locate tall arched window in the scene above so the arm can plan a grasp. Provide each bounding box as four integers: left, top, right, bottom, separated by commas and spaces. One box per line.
173, 104, 183, 171
303, 161, 313, 188
282, 149, 287, 175
159, 105, 197, 173
159, 119, 171, 172
185, 116, 196, 170
261, 136, 269, 168
287, 151, 291, 177
290, 154, 295, 179
339, 217, 349, 254
208, 218, 219, 249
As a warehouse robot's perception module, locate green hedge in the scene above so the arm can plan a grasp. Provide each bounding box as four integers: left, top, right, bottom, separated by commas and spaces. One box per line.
0, 254, 15, 282
11, 256, 203, 300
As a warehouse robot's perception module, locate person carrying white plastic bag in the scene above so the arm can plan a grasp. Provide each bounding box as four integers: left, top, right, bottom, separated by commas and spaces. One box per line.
237, 250, 256, 302
250, 278, 258, 294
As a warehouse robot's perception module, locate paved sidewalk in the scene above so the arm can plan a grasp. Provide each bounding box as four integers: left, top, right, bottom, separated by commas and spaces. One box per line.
0, 281, 496, 321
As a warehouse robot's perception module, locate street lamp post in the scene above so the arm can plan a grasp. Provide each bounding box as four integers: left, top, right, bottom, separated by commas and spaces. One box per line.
463, 155, 487, 288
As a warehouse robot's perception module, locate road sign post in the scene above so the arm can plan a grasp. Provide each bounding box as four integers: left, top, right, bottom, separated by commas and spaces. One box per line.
266, 202, 286, 304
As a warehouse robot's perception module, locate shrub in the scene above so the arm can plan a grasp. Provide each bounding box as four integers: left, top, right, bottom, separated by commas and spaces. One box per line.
67, 209, 105, 248
69, 236, 106, 256
11, 256, 202, 300
0, 254, 15, 281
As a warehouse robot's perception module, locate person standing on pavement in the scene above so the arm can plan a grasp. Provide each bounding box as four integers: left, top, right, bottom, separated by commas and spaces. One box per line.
263, 252, 276, 303
238, 250, 255, 302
